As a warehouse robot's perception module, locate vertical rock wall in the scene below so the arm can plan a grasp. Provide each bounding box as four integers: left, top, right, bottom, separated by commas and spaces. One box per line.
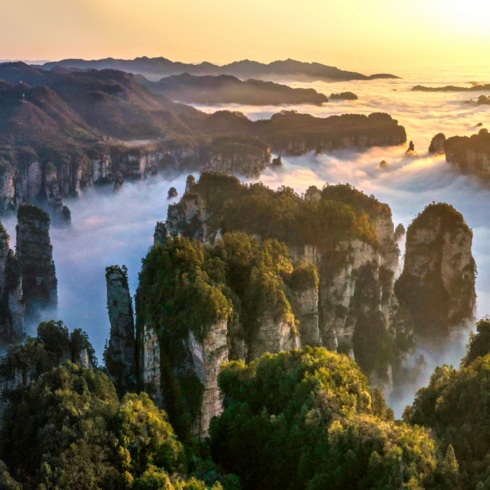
396, 203, 476, 340
0, 222, 25, 343
105, 265, 136, 393
142, 325, 163, 407
16, 203, 58, 319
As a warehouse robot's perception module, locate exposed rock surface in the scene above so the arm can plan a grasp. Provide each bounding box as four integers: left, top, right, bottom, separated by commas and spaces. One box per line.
0, 222, 25, 343
136, 175, 478, 435
405, 141, 417, 157
395, 203, 476, 340
194, 111, 407, 156
158, 177, 404, 388
429, 133, 446, 155
445, 129, 490, 182
16, 203, 57, 320
153, 221, 168, 245
141, 325, 162, 407
105, 265, 136, 393
113, 172, 124, 192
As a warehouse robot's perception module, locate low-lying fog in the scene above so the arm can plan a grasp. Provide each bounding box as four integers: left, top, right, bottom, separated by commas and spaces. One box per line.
4, 67, 490, 416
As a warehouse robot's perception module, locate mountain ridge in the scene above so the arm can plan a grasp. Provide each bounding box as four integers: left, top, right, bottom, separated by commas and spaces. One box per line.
37, 56, 399, 82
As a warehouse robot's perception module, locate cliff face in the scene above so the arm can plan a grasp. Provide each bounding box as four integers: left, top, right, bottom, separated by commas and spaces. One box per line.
445, 129, 490, 182
105, 265, 136, 394
139, 176, 412, 434
395, 203, 476, 340
0, 138, 271, 218
0, 222, 25, 343
139, 319, 229, 437
135, 175, 479, 437
193, 111, 407, 156
429, 133, 446, 155
16, 204, 58, 320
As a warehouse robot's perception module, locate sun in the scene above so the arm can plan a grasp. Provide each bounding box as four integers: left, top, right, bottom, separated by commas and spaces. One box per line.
439, 0, 490, 29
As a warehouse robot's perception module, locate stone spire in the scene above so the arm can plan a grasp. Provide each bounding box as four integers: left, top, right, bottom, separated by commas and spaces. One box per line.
16, 203, 57, 320
0, 221, 25, 343
105, 265, 136, 394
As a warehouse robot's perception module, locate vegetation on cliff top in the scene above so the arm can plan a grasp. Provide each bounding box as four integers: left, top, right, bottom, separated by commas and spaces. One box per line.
136, 233, 318, 440
194, 172, 382, 249
407, 202, 472, 239
17, 202, 50, 224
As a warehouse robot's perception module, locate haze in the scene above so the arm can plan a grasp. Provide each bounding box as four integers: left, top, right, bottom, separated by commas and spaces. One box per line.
2, 0, 490, 71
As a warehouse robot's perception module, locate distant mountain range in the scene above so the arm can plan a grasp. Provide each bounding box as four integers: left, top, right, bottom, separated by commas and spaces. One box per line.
138, 73, 329, 105
412, 84, 490, 92
37, 57, 399, 82
0, 62, 201, 146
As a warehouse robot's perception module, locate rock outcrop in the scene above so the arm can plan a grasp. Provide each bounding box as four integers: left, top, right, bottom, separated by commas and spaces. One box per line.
105, 265, 136, 394
16, 203, 57, 320
330, 92, 358, 100
154, 176, 405, 390
0, 221, 25, 343
168, 187, 178, 199
429, 133, 446, 155
406, 141, 417, 157
194, 111, 407, 156
445, 129, 490, 182
135, 174, 478, 436
395, 203, 476, 340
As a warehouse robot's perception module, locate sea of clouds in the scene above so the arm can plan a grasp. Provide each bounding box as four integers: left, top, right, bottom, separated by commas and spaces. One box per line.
3, 67, 490, 415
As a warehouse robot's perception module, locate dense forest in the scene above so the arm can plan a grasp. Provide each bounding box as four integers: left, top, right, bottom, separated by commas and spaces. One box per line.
0, 313, 489, 488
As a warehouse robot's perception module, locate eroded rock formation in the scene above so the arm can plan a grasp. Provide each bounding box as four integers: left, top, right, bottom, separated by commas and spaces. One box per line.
395, 203, 476, 340
0, 221, 25, 343
406, 141, 417, 157
429, 133, 446, 155
445, 129, 490, 182
135, 174, 477, 436
16, 203, 57, 320
105, 265, 136, 393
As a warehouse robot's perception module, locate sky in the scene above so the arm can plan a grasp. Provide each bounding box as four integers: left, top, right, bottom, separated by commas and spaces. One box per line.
2, 0, 490, 72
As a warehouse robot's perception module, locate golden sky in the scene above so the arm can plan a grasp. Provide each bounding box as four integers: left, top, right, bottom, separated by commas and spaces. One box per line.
2, 0, 490, 71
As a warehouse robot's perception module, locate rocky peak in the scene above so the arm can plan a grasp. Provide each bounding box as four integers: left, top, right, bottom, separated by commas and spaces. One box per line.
406, 141, 417, 157
429, 133, 446, 155
304, 185, 322, 202
16, 203, 57, 320
395, 203, 476, 340
0, 222, 25, 343
105, 265, 136, 394
168, 187, 178, 199
185, 175, 196, 194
